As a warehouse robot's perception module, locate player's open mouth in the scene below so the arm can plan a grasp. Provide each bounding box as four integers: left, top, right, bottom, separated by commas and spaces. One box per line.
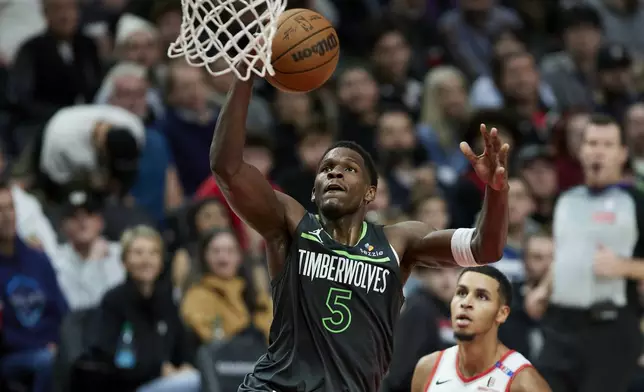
455, 315, 472, 327
324, 183, 345, 193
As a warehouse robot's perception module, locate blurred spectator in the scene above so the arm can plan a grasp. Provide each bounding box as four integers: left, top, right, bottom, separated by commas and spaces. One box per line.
150, 0, 182, 55
39, 104, 144, 203
388, 0, 448, 69
381, 268, 458, 392
99, 62, 183, 222
366, 175, 406, 226
95, 60, 165, 124
208, 59, 274, 137
171, 197, 231, 294
417, 66, 471, 187
412, 194, 450, 232
55, 190, 125, 311
493, 51, 555, 143
450, 109, 520, 228
6, 0, 103, 153
336, 66, 381, 159
492, 177, 540, 283
627, 103, 644, 188
438, 0, 522, 79
0, 0, 46, 64
0, 142, 59, 262
472, 30, 557, 111
276, 128, 334, 211
541, 5, 602, 111
516, 144, 558, 226
587, 0, 644, 57
271, 91, 321, 176
89, 225, 200, 392
113, 13, 164, 86
0, 180, 68, 392
195, 134, 278, 255
512, 0, 559, 57
160, 61, 218, 196
369, 24, 423, 117
500, 231, 553, 361
553, 112, 589, 191
180, 229, 272, 343
402, 193, 450, 295
375, 109, 429, 207
595, 43, 641, 124
539, 114, 642, 392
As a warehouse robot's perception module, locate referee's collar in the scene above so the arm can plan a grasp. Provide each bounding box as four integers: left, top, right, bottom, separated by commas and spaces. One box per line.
586, 182, 631, 195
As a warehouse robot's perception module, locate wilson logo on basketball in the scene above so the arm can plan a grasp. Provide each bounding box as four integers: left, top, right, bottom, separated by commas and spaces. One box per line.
291, 33, 338, 62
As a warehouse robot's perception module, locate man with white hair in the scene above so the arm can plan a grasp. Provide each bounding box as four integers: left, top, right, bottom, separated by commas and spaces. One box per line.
98, 62, 183, 222
114, 13, 164, 85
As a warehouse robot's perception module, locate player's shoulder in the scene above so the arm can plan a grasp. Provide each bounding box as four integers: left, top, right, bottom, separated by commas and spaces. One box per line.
509, 366, 551, 392
415, 350, 444, 374
412, 351, 444, 392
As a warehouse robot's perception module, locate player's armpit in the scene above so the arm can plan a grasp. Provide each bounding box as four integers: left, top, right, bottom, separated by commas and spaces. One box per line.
411, 352, 441, 392
510, 367, 552, 392
216, 166, 305, 241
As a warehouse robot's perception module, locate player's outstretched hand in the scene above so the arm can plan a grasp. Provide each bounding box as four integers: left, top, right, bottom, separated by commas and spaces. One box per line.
460, 123, 510, 191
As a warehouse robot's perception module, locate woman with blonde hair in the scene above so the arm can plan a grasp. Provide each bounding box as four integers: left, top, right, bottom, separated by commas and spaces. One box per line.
88, 225, 200, 392
417, 66, 471, 186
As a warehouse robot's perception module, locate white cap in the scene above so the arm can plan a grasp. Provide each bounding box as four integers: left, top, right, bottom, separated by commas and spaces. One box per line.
115, 13, 158, 46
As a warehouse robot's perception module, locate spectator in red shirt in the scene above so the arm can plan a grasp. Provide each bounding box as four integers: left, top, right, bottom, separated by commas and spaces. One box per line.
195, 134, 279, 255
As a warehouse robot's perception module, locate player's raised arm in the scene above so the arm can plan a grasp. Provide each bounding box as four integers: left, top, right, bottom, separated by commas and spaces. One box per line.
388, 124, 509, 272
209, 74, 305, 244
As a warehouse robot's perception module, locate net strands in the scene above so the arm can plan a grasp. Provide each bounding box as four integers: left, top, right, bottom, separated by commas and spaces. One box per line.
168, 0, 287, 80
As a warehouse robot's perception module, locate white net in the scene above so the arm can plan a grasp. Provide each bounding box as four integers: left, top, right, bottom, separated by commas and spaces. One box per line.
168, 0, 288, 80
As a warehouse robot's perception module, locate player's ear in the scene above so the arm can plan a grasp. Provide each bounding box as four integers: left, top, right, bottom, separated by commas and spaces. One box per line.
496, 304, 510, 324
364, 185, 376, 204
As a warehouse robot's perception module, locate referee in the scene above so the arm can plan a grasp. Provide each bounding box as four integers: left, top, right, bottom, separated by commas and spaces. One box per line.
537, 114, 644, 392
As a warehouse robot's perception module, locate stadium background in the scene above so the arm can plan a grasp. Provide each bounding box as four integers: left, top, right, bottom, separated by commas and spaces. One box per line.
1, 0, 644, 391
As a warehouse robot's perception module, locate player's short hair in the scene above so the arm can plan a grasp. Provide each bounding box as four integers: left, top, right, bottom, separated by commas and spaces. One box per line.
458, 266, 513, 307
322, 141, 378, 187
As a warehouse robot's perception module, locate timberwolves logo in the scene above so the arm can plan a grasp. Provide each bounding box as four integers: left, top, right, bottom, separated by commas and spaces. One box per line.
360, 243, 384, 257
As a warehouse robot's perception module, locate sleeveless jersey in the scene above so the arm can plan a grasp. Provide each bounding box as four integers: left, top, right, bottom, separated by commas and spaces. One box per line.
240, 213, 404, 392
425, 346, 532, 392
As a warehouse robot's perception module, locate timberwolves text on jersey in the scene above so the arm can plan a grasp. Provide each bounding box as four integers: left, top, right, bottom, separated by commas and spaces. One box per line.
242, 214, 404, 392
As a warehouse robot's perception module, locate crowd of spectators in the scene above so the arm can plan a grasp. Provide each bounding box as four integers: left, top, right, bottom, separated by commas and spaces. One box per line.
1, 0, 644, 391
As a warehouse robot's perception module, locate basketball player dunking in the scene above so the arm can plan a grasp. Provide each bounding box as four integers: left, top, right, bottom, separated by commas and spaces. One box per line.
412, 266, 551, 392
211, 73, 511, 392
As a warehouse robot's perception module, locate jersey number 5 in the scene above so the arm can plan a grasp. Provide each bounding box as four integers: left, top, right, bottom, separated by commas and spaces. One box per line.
323, 287, 352, 333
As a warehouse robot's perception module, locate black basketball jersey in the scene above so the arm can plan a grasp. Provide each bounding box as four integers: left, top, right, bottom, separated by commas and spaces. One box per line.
239, 213, 404, 392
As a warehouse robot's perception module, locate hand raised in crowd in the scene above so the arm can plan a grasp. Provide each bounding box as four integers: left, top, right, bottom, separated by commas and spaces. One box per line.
593, 244, 626, 278
459, 124, 510, 192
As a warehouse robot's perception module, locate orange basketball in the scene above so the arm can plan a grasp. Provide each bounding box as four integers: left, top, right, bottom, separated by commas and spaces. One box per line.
266, 8, 340, 93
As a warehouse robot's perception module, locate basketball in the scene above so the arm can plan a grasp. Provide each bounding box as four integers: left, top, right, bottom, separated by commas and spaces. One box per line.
266, 9, 340, 93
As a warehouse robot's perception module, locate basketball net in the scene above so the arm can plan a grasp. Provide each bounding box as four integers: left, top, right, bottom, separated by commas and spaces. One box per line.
168, 0, 288, 80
